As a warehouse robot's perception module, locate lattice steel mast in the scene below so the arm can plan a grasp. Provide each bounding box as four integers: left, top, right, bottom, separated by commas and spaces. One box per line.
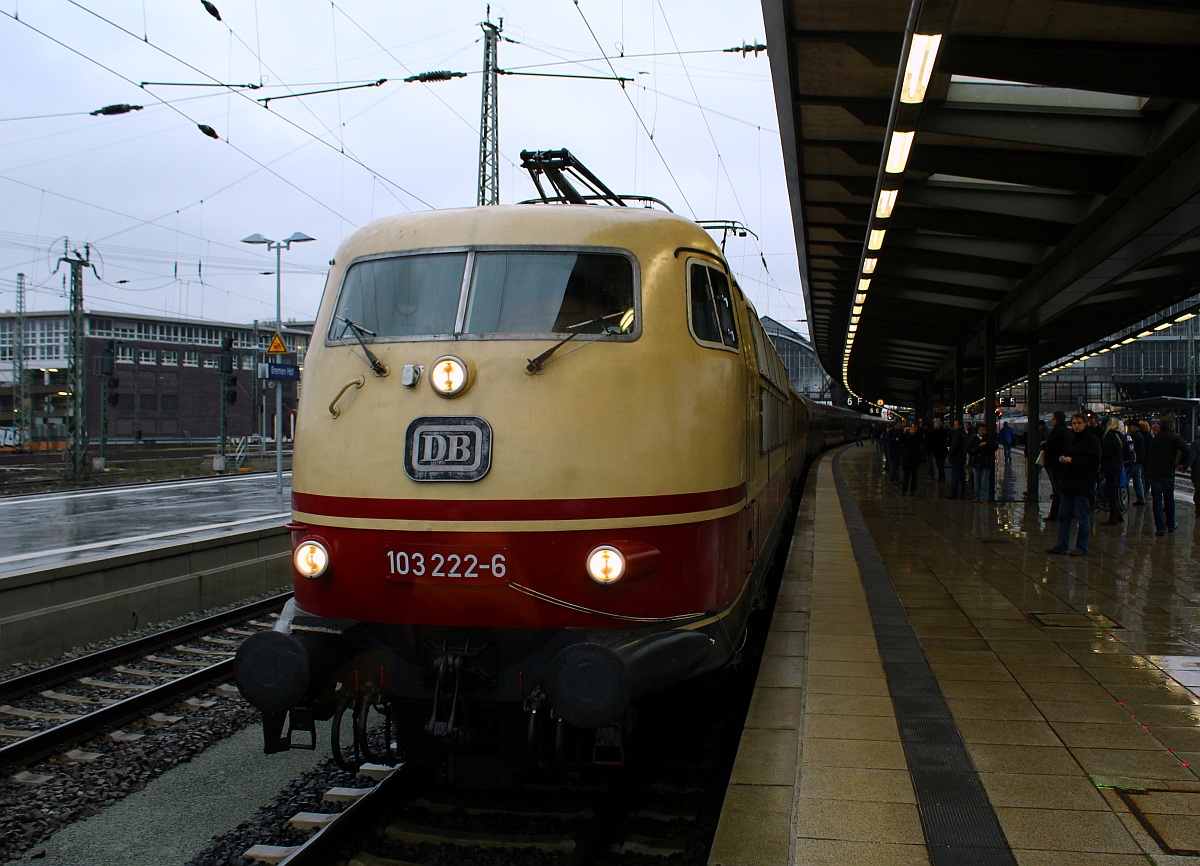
13, 273, 29, 451
477, 11, 502, 206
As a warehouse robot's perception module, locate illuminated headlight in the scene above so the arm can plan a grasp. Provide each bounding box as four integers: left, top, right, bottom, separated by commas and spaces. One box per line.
587, 546, 626, 584
430, 355, 469, 397
294, 540, 329, 578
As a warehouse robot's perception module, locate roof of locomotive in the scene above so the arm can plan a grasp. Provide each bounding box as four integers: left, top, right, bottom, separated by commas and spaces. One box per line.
330, 204, 726, 266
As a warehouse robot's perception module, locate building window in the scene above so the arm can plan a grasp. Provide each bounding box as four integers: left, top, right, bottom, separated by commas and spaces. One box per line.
139, 349, 157, 365
139, 393, 157, 411
183, 351, 199, 367
241, 355, 255, 370
161, 394, 179, 411
203, 355, 218, 369
117, 346, 134, 364
162, 351, 178, 366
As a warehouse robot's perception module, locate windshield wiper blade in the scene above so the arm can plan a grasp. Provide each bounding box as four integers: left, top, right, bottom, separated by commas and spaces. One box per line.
335, 315, 389, 377
524, 311, 627, 375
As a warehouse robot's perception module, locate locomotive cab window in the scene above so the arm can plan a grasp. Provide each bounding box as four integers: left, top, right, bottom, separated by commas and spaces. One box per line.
688, 261, 738, 350
329, 249, 636, 341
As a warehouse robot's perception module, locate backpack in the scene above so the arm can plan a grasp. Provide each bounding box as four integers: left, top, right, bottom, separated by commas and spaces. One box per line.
1122, 432, 1136, 465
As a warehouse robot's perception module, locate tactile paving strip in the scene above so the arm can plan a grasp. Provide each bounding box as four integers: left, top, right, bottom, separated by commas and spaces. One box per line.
834, 452, 1017, 866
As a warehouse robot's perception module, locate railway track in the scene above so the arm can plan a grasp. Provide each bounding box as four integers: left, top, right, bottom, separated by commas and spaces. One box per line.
0, 592, 290, 771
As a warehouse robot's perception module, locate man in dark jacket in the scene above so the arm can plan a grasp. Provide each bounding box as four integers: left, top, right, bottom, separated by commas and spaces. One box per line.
1127, 420, 1147, 506
1046, 413, 1101, 556
1042, 411, 1068, 520
926, 419, 949, 481
899, 423, 925, 496
1146, 414, 1190, 536
946, 420, 969, 499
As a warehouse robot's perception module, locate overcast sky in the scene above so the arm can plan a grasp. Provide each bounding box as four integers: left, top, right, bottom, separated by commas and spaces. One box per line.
0, 0, 806, 334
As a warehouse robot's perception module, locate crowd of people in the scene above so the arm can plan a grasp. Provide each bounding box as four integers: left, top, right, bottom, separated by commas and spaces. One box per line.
862, 410, 1200, 557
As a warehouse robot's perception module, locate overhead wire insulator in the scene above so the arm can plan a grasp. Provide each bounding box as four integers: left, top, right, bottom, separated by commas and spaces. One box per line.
90, 104, 144, 116
403, 70, 468, 83
724, 42, 768, 57
201, 0, 221, 21
198, 124, 219, 139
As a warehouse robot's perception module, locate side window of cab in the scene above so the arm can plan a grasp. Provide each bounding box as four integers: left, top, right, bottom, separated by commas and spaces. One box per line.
688, 261, 739, 350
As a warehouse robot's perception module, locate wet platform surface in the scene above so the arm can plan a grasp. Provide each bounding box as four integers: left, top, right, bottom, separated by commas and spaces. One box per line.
710, 444, 1200, 866
0, 474, 291, 576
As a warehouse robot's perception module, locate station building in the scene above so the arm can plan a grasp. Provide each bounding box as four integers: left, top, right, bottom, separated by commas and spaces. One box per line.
0, 310, 311, 448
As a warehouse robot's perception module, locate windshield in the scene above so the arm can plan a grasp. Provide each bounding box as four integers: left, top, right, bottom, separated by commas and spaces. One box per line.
328, 249, 636, 341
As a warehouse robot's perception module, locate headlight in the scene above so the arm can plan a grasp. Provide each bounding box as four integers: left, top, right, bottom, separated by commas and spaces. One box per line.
586, 545, 626, 584
294, 540, 329, 578
430, 355, 469, 397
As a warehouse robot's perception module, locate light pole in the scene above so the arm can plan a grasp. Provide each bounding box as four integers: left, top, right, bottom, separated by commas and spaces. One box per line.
241, 231, 315, 495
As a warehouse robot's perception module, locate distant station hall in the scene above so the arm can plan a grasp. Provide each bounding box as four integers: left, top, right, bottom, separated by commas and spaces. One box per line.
711, 445, 1200, 866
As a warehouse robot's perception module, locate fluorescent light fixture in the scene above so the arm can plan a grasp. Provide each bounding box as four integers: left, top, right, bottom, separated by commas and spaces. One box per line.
863, 258, 878, 273
855, 293, 867, 305
885, 131, 915, 173
858, 278, 871, 292
1098, 348, 1110, 354
869, 229, 886, 250
1137, 330, 1153, 337
1154, 322, 1172, 331
848, 323, 858, 332
901, 34, 942, 104
876, 189, 899, 218
1121, 337, 1135, 344
1176, 312, 1197, 322
850, 315, 860, 325
852, 304, 863, 316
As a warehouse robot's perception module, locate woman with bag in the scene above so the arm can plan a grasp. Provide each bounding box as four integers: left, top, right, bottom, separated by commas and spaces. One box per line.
1101, 418, 1126, 525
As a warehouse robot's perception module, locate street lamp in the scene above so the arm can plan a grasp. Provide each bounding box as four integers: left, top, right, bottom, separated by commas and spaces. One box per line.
241, 231, 315, 495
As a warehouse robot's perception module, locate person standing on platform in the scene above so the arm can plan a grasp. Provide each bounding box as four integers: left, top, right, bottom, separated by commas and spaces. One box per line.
885, 422, 904, 483
947, 420, 969, 499
927, 419, 948, 482
1043, 411, 1068, 520
1046, 413, 1100, 556
1101, 418, 1126, 526
855, 422, 864, 446
999, 421, 1015, 462
899, 422, 924, 496
1185, 424, 1200, 516
968, 423, 997, 502
1147, 414, 1189, 536
1127, 420, 1147, 507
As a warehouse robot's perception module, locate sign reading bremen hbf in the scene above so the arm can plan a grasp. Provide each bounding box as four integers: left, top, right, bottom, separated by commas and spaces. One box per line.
404, 416, 493, 481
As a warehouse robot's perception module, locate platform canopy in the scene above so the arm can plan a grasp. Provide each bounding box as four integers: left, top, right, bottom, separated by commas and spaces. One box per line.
762, 0, 1200, 410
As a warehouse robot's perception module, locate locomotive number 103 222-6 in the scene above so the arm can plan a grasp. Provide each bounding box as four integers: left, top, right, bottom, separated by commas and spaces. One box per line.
383, 545, 509, 582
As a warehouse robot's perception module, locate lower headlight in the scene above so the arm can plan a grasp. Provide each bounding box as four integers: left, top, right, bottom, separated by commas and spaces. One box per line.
586, 545, 626, 584
294, 540, 329, 578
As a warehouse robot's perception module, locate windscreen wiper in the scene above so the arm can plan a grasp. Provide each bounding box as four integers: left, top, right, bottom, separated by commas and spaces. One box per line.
335, 315, 389, 377
525, 310, 631, 375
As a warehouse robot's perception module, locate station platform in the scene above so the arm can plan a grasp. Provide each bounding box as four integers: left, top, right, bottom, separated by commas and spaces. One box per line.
709, 443, 1200, 866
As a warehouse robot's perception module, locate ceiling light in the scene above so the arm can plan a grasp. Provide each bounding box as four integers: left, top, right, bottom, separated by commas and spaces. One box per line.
852, 304, 863, 316
901, 34, 942, 104
1176, 312, 1197, 322
855, 293, 867, 305
876, 189, 898, 218
863, 258, 877, 274
1137, 330, 1153, 338
869, 229, 886, 250
1121, 337, 1135, 344
885, 131, 915, 173
858, 278, 871, 292
1154, 322, 1172, 331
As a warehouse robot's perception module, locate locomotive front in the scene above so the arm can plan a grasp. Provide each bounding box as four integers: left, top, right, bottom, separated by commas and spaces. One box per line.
235, 205, 760, 778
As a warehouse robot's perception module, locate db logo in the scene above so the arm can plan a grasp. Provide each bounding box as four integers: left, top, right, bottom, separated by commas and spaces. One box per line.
404, 416, 492, 481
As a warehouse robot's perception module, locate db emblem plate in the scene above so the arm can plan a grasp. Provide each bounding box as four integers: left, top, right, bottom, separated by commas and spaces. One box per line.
404, 416, 492, 481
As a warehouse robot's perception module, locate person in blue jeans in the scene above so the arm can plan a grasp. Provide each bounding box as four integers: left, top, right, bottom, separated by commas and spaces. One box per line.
1046, 413, 1100, 556
1146, 414, 1189, 536
968, 423, 996, 501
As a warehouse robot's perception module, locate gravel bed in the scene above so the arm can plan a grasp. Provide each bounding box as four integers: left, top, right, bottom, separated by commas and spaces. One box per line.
186, 754, 366, 866
0, 690, 258, 863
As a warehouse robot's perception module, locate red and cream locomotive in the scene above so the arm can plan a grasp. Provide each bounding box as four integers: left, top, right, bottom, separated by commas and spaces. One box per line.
235, 151, 852, 781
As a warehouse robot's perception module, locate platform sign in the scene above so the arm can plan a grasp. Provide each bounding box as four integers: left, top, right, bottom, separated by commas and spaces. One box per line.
258, 362, 300, 381
266, 332, 288, 355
